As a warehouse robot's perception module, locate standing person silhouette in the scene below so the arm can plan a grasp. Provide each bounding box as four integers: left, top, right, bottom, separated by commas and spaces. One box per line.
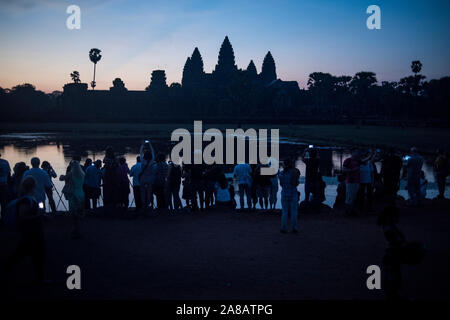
118, 157, 130, 210
190, 164, 205, 211
233, 162, 252, 212
0, 153, 11, 222
41, 161, 57, 213
9, 162, 29, 200
129, 156, 143, 212
434, 149, 448, 200
102, 147, 120, 214
279, 158, 300, 233
61, 160, 85, 239
404, 147, 423, 207
139, 140, 155, 211
254, 164, 271, 210
166, 160, 182, 211
2, 176, 47, 286
302, 147, 320, 203
84, 159, 103, 210
358, 152, 375, 213
343, 148, 360, 216
381, 148, 403, 203
151, 152, 168, 211
22, 157, 52, 213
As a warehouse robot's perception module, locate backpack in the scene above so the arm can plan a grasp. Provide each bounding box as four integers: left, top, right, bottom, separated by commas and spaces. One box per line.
3, 195, 35, 231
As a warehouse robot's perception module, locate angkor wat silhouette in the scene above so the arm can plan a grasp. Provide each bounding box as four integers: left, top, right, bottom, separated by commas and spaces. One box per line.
3, 37, 447, 124
60, 36, 301, 122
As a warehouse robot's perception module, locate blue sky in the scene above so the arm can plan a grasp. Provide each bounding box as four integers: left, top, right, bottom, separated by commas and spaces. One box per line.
0, 0, 449, 92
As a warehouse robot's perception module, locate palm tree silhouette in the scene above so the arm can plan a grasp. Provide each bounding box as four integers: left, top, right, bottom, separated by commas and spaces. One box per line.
411, 60, 422, 75
89, 48, 102, 89
70, 71, 80, 83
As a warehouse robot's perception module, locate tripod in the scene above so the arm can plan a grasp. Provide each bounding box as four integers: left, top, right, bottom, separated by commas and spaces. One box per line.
128, 178, 135, 208
53, 181, 68, 212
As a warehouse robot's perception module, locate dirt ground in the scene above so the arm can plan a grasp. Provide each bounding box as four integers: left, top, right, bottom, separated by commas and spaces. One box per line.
1, 199, 450, 300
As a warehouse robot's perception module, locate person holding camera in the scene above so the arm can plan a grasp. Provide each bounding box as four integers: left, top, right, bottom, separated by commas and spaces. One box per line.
41, 161, 57, 213
302, 146, 320, 204
22, 157, 52, 213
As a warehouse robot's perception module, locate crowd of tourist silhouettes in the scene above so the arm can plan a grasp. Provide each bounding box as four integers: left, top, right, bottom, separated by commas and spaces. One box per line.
0, 141, 448, 299
0, 142, 448, 231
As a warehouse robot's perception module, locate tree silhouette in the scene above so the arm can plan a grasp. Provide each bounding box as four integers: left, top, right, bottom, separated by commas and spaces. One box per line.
350, 72, 377, 94
411, 60, 422, 75
307, 72, 334, 106
400, 61, 425, 97
70, 71, 80, 83
11, 83, 36, 93
350, 72, 377, 115
334, 75, 352, 114
89, 48, 102, 90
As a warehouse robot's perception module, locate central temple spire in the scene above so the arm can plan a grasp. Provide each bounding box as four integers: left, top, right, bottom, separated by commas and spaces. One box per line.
213, 36, 237, 84
260, 51, 277, 85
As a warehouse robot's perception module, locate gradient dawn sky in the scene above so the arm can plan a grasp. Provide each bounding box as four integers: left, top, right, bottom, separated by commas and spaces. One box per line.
0, 0, 449, 93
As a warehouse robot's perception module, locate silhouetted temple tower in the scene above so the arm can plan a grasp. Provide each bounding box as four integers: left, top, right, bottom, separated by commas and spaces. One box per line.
182, 57, 192, 87
110, 78, 127, 92
182, 47, 205, 88
246, 60, 258, 79
147, 70, 168, 91
260, 51, 277, 85
190, 47, 204, 81
213, 36, 238, 84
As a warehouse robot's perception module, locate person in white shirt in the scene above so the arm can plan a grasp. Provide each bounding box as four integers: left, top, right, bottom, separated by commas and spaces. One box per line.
358, 158, 375, 212
22, 157, 52, 210
233, 163, 252, 211
129, 156, 143, 211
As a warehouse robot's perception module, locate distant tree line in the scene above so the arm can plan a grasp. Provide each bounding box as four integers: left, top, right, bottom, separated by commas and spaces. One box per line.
1, 37, 449, 125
